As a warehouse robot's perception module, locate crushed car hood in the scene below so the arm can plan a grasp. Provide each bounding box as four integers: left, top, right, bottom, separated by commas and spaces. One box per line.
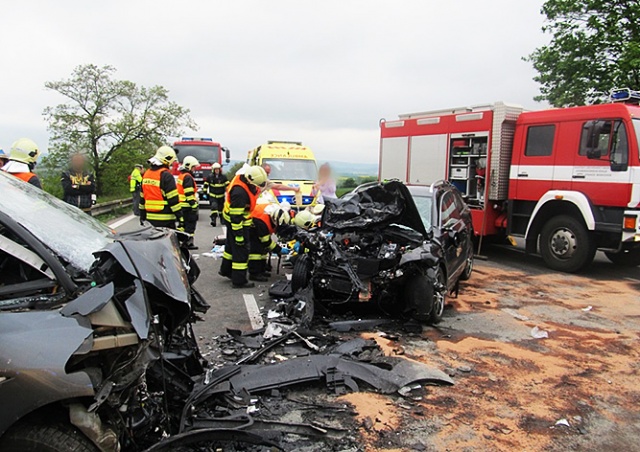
322, 180, 428, 237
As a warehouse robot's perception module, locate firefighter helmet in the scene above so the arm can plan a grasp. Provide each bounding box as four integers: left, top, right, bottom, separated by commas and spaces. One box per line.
266, 205, 291, 227
245, 165, 268, 188
182, 156, 199, 171
294, 210, 317, 230
212, 162, 222, 170
10, 138, 40, 165
0, 148, 9, 160
151, 146, 177, 166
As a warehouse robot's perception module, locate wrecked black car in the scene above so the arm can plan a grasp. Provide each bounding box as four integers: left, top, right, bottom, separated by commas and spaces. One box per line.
291, 180, 474, 324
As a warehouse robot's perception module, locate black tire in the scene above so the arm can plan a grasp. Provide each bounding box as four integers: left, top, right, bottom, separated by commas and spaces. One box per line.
403, 268, 446, 325
291, 254, 312, 292
0, 422, 97, 452
605, 249, 640, 267
459, 250, 474, 281
539, 215, 596, 273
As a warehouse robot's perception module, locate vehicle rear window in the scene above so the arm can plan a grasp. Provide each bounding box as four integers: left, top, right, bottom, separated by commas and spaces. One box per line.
525, 125, 555, 157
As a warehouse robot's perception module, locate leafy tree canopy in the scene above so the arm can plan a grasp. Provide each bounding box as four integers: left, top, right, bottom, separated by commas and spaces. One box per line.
43, 64, 197, 195
526, 0, 640, 106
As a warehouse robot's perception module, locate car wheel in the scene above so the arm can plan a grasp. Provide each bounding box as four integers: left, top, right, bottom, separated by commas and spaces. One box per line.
605, 249, 640, 267
403, 268, 446, 325
539, 215, 596, 273
459, 251, 474, 281
291, 254, 312, 292
0, 422, 98, 452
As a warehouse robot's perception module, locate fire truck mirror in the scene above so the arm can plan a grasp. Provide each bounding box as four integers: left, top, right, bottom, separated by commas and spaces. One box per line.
224, 147, 231, 163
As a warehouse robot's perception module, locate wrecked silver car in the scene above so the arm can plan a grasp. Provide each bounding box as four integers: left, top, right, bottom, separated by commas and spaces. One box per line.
291, 180, 474, 324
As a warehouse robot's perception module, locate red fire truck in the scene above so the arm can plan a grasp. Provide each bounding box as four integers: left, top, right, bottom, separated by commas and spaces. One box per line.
379, 92, 640, 272
171, 137, 231, 195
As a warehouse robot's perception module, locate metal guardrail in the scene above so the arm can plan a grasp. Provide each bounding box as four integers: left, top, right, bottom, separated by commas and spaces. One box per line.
91, 197, 133, 216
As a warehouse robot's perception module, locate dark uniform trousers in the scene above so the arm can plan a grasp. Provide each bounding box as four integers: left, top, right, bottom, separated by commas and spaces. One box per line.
220, 218, 250, 285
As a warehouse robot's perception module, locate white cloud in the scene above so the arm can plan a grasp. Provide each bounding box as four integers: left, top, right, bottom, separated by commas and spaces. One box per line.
1, 0, 548, 163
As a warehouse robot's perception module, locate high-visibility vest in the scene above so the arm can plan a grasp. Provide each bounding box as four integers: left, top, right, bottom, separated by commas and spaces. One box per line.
252, 203, 275, 234
222, 175, 259, 227
141, 168, 169, 212
177, 172, 198, 209
13, 172, 38, 184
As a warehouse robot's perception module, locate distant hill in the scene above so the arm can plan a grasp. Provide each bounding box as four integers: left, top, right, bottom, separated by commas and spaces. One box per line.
322, 161, 378, 178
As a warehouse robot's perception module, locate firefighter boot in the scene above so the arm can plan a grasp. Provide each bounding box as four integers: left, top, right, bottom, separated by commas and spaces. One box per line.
187, 236, 198, 250
210, 212, 217, 227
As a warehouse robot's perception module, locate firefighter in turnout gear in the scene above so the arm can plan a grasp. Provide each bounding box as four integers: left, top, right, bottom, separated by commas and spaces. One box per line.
1, 138, 42, 188
219, 166, 268, 288
248, 204, 292, 281
178, 156, 200, 250
203, 162, 228, 227
139, 146, 184, 229
130, 164, 143, 216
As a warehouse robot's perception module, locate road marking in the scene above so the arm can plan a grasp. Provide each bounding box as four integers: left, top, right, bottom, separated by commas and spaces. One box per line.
110, 214, 136, 229
243, 294, 264, 330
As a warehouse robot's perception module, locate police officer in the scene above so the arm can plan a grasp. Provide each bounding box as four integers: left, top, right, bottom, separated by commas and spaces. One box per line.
139, 146, 184, 230
219, 166, 268, 288
177, 156, 200, 250
203, 162, 229, 227
130, 163, 143, 216
248, 204, 292, 281
1, 138, 41, 188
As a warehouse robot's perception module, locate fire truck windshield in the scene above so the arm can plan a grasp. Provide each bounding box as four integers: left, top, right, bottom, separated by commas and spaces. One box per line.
263, 158, 318, 181
634, 119, 640, 160
174, 145, 220, 163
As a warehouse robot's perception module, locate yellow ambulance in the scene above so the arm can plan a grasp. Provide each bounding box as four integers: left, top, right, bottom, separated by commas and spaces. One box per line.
247, 141, 319, 208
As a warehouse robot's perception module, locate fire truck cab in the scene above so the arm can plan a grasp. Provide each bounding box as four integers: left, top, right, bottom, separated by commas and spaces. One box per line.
171, 137, 231, 197
379, 95, 640, 272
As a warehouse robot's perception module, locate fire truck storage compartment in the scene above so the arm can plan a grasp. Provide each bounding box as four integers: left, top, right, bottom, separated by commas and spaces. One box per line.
380, 135, 409, 181
409, 134, 448, 185
448, 133, 488, 202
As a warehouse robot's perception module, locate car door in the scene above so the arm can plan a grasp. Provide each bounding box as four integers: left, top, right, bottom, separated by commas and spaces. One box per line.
439, 191, 466, 282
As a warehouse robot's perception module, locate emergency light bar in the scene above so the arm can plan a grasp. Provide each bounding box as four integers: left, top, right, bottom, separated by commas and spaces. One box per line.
610, 88, 640, 104
180, 137, 214, 142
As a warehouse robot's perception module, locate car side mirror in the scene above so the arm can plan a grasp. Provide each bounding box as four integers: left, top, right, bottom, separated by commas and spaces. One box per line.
586, 149, 602, 159
447, 229, 460, 246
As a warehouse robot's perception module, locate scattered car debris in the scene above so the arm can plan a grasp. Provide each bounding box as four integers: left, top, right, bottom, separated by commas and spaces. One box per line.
329, 318, 390, 332
502, 308, 530, 321
582, 305, 593, 312
531, 326, 549, 339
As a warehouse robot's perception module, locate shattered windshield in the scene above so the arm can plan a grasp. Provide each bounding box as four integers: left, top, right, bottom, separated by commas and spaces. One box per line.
0, 172, 114, 271
411, 195, 433, 231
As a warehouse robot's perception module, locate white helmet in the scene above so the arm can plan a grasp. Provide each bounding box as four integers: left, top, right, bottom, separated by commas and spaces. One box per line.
265, 205, 291, 227
182, 155, 199, 171
212, 162, 222, 170
294, 210, 317, 230
10, 138, 40, 165
151, 146, 177, 166
245, 165, 268, 188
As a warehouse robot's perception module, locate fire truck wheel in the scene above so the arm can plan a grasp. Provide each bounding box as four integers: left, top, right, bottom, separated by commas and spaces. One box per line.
540, 215, 596, 273
604, 249, 640, 267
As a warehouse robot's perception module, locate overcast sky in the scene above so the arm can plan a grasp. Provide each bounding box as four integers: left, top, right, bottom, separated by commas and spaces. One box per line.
1, 0, 548, 164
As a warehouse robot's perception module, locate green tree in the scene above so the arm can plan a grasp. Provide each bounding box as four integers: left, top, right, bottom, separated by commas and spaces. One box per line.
525, 0, 640, 106
226, 161, 245, 178
341, 177, 357, 188
43, 64, 197, 194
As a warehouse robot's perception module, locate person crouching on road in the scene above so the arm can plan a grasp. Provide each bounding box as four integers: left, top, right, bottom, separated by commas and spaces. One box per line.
248, 204, 292, 281
1, 138, 42, 188
139, 146, 184, 230
130, 163, 143, 216
219, 166, 268, 289
203, 162, 228, 227
177, 156, 200, 250
61, 153, 96, 213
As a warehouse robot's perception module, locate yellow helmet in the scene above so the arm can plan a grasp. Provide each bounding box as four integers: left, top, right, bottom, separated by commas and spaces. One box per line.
294, 210, 317, 230
182, 155, 199, 171
265, 204, 291, 227
10, 138, 40, 165
152, 146, 177, 166
245, 165, 268, 188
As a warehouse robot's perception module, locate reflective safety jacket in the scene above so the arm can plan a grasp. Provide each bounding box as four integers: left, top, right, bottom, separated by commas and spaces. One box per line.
223, 175, 260, 244
203, 172, 229, 198
12, 171, 42, 189
177, 171, 198, 210
251, 203, 280, 253
140, 166, 183, 222
130, 168, 143, 192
